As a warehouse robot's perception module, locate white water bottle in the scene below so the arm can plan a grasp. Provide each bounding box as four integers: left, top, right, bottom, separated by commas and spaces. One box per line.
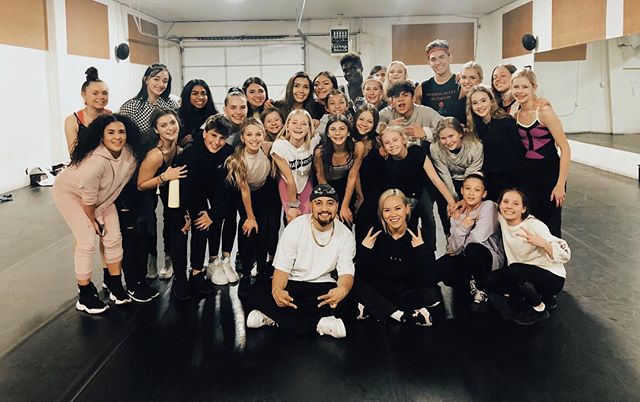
168, 179, 180, 208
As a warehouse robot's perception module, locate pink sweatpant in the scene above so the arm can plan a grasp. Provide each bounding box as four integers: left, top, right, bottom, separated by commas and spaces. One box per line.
278, 177, 313, 215
52, 186, 123, 280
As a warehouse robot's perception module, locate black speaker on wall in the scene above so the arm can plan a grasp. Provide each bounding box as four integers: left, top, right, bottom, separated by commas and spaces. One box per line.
522, 34, 537, 51
115, 43, 130, 61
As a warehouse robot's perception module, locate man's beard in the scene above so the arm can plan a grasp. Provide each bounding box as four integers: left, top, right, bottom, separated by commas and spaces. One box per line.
313, 213, 335, 227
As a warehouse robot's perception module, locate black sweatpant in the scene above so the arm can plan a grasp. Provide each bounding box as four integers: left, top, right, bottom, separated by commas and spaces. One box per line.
351, 281, 442, 321
485, 169, 520, 202
249, 280, 355, 334
115, 179, 147, 288
483, 263, 565, 308
237, 179, 278, 276
520, 158, 563, 237
436, 243, 494, 290
168, 208, 209, 285
408, 187, 436, 254
146, 193, 171, 258
434, 179, 463, 236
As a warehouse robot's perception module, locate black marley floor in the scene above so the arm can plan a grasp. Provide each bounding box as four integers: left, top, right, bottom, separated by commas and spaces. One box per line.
0, 162, 639, 402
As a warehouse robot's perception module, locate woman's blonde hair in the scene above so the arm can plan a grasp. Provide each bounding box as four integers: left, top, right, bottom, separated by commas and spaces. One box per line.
377, 188, 411, 232
276, 109, 315, 150
465, 84, 512, 137
383, 60, 409, 97
225, 117, 267, 188
511, 67, 538, 87
435, 117, 479, 148
461, 61, 484, 82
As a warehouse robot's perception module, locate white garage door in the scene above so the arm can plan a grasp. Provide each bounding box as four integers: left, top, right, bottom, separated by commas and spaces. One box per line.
182, 40, 305, 111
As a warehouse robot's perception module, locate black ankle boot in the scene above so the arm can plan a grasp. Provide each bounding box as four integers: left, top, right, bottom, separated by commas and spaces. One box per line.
106, 274, 131, 305
76, 282, 109, 315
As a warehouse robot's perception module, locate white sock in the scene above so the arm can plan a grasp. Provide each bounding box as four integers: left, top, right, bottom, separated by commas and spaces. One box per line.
533, 302, 546, 312
390, 310, 404, 322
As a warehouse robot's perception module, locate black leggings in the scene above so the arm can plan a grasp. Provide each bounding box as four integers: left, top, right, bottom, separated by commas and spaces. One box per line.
520, 158, 563, 237
484, 169, 520, 202
146, 193, 171, 258
408, 187, 436, 254
237, 179, 279, 276
169, 208, 209, 284
484, 263, 565, 307
435, 243, 494, 291
249, 280, 355, 334
351, 281, 442, 321
208, 206, 237, 258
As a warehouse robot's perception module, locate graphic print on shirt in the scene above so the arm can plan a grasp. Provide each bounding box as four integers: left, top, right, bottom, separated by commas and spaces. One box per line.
518, 123, 555, 160
288, 154, 314, 171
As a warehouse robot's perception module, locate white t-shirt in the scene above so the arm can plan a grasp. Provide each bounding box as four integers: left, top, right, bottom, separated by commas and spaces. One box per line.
273, 214, 356, 283
271, 135, 321, 193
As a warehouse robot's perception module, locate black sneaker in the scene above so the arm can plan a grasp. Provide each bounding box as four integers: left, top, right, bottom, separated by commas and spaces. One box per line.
544, 295, 558, 311
190, 272, 215, 296
105, 274, 131, 305
172, 277, 191, 301
127, 283, 160, 303
513, 308, 550, 326
400, 308, 433, 327
76, 283, 109, 315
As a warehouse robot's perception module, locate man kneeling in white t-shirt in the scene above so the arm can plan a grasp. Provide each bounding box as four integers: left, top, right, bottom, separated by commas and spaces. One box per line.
246, 184, 356, 338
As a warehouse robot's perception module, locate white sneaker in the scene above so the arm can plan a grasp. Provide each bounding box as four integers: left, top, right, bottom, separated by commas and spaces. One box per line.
473, 289, 488, 304
207, 259, 228, 285
221, 257, 240, 283
158, 256, 174, 280
412, 308, 433, 327
316, 316, 347, 338
246, 310, 276, 328
146, 255, 158, 279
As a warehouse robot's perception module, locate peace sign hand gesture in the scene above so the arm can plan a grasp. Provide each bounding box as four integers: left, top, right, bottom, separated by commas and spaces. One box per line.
516, 227, 548, 248
407, 226, 424, 248
362, 227, 382, 249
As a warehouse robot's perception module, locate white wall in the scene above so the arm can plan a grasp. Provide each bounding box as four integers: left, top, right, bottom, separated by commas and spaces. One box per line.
0, 0, 171, 193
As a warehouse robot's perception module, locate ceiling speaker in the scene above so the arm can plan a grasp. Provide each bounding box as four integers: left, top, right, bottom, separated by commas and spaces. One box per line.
522, 34, 537, 51
115, 43, 130, 61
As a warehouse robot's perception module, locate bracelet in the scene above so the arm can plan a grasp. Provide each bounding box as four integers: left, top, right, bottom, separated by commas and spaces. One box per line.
159, 174, 166, 184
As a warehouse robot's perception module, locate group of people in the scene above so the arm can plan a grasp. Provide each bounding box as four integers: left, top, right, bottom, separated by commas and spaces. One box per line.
53, 38, 571, 338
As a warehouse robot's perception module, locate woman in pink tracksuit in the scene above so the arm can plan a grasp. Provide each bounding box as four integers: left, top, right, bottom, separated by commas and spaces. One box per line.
53, 114, 142, 315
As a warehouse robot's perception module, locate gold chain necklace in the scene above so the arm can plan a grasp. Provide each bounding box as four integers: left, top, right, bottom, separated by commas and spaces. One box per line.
311, 219, 335, 247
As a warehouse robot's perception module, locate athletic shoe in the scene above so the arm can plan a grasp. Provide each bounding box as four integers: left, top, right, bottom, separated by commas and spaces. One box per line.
171, 277, 191, 301
401, 308, 433, 327
158, 256, 174, 280
513, 307, 550, 326
146, 254, 158, 280
544, 295, 558, 311
246, 310, 276, 328
105, 275, 131, 305
221, 257, 240, 283
127, 283, 160, 303
316, 316, 347, 338
191, 272, 215, 295
207, 259, 228, 286
471, 289, 489, 313
76, 282, 109, 315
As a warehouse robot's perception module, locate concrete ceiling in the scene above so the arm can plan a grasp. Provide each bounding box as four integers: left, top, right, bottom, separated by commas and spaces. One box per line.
126, 0, 517, 22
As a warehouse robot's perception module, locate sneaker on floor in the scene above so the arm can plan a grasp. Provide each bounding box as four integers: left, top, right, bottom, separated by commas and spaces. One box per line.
106, 275, 131, 305
76, 282, 109, 315
470, 289, 489, 313
207, 259, 228, 286
221, 257, 240, 283
513, 307, 550, 326
246, 310, 276, 328
146, 254, 158, 280
171, 277, 191, 301
401, 308, 433, 327
316, 316, 347, 338
158, 256, 174, 280
191, 272, 215, 295
127, 283, 160, 303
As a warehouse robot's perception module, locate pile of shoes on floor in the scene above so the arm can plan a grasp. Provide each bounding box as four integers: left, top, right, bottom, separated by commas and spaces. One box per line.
26, 164, 65, 187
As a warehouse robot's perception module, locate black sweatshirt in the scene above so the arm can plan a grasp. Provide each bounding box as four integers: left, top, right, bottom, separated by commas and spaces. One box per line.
356, 231, 436, 297
173, 141, 233, 220
474, 116, 524, 173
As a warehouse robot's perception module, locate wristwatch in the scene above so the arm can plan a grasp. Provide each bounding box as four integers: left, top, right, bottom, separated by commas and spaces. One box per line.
288, 200, 300, 209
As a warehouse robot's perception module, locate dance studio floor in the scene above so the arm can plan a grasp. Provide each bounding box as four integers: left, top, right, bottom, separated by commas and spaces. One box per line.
0, 162, 639, 401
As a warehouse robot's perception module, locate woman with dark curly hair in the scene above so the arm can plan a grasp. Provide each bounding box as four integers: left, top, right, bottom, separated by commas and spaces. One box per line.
53, 114, 142, 314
